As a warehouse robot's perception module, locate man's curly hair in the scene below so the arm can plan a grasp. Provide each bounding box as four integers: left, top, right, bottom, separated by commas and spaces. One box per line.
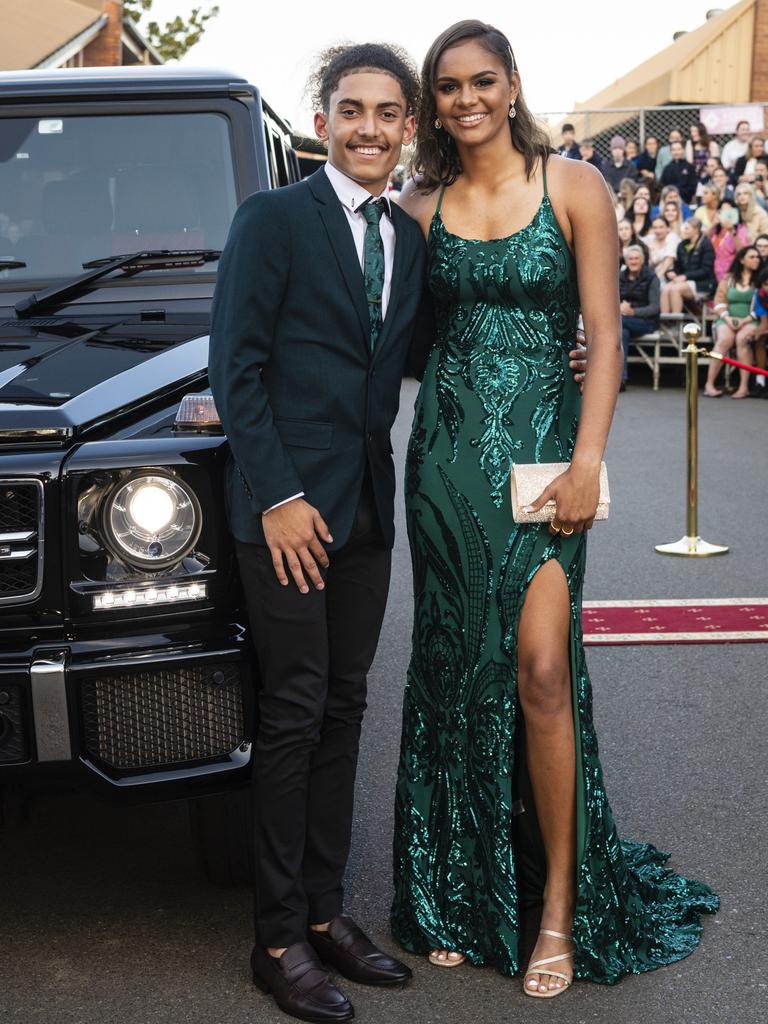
308, 42, 420, 116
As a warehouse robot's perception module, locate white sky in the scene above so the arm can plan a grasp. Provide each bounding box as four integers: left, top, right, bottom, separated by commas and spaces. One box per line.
147, 0, 727, 132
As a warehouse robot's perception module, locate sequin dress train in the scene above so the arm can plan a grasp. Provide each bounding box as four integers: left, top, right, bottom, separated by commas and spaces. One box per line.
390, 171, 718, 983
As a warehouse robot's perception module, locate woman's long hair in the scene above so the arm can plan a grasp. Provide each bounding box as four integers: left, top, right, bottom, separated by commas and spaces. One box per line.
618, 219, 649, 267
727, 246, 759, 286
411, 20, 551, 192
625, 198, 652, 237
663, 195, 684, 229
691, 121, 712, 150
684, 217, 704, 252
734, 183, 758, 221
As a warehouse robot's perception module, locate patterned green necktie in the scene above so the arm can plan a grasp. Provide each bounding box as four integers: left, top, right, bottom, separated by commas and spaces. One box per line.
360, 198, 385, 349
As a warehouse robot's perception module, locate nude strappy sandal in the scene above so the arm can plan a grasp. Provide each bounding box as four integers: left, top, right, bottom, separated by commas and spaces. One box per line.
523, 929, 574, 998
428, 950, 466, 968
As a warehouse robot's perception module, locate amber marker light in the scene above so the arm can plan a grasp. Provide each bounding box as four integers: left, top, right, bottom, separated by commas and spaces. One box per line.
173, 394, 222, 432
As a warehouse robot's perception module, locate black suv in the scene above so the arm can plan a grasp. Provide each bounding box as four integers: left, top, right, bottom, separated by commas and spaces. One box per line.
0, 66, 302, 879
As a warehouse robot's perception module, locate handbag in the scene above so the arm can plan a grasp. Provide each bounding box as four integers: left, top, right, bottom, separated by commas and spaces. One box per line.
510, 462, 610, 524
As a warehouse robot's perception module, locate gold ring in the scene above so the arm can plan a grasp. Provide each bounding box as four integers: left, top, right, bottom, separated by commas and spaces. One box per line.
550, 519, 562, 534
561, 525, 575, 536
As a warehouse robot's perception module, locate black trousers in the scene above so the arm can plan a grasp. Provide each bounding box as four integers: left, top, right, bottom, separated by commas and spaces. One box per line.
236, 478, 392, 948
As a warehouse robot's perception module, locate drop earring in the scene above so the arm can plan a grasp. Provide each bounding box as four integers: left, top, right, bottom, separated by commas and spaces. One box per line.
434, 117, 442, 129
509, 104, 516, 119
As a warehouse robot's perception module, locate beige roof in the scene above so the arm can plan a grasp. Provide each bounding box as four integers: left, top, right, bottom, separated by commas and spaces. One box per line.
576, 0, 756, 110
0, 0, 103, 71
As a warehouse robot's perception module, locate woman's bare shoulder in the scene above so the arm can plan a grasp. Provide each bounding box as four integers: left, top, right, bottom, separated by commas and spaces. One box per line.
398, 177, 440, 234
547, 152, 608, 192
547, 153, 615, 223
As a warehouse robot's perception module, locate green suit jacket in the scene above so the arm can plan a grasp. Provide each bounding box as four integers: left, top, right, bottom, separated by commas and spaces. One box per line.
208, 168, 430, 549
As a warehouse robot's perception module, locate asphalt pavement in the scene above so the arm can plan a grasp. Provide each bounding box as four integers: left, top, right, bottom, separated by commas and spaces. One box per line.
2, 378, 766, 1024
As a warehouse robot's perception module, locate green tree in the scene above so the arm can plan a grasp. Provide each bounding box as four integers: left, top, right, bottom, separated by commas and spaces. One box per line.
123, 0, 220, 62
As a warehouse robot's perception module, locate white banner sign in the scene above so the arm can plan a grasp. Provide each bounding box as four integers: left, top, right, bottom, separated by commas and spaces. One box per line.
699, 104, 765, 134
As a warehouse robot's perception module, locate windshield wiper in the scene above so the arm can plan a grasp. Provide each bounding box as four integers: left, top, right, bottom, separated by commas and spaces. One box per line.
0, 259, 26, 269
14, 249, 221, 317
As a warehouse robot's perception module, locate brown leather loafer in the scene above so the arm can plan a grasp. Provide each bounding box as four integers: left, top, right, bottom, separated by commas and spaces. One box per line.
308, 916, 413, 987
251, 941, 354, 1022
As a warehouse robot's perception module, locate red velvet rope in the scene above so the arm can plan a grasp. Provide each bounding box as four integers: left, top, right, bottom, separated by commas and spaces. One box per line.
719, 355, 768, 377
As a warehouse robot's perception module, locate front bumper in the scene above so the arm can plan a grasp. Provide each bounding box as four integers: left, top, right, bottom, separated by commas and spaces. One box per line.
0, 621, 254, 795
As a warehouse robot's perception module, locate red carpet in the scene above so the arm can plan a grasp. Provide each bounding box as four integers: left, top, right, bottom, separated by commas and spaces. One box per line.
582, 598, 768, 645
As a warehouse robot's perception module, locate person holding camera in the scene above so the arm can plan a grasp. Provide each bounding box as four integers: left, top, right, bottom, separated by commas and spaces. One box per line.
710, 199, 750, 280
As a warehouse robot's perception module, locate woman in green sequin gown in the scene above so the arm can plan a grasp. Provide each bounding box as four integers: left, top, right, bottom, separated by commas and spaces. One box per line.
391, 21, 718, 991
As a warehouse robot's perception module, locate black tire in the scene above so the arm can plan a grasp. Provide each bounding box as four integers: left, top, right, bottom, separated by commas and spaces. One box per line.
189, 787, 254, 887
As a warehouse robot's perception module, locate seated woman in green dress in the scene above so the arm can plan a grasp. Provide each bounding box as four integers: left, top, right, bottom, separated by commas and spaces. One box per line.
704, 245, 761, 398
391, 19, 719, 999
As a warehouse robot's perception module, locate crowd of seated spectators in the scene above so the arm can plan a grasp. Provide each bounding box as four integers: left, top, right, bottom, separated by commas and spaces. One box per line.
556, 119, 768, 395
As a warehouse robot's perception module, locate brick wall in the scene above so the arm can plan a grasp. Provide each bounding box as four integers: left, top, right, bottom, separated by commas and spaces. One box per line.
752, 0, 768, 101
82, 1, 123, 67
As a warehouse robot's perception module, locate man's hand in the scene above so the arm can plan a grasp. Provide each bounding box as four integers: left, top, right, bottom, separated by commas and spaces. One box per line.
568, 327, 587, 390
262, 498, 333, 593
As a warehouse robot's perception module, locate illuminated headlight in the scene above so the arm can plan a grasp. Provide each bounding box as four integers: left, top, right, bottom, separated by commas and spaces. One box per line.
102, 474, 201, 569
93, 581, 207, 611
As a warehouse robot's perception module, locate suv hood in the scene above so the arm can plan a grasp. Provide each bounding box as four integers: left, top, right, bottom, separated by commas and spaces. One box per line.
0, 320, 209, 442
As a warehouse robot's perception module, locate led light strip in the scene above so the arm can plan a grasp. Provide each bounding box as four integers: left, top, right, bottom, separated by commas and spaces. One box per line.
92, 582, 207, 611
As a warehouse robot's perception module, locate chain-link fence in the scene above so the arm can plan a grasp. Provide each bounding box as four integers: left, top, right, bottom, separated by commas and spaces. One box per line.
535, 104, 766, 159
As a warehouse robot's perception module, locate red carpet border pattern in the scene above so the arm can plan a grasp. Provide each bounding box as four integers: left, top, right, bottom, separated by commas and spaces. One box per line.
582, 598, 768, 645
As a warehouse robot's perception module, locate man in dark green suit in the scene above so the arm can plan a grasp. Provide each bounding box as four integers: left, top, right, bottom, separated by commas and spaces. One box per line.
209, 44, 424, 1023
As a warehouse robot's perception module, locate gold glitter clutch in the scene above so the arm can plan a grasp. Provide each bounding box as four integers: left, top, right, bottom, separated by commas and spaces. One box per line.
510, 462, 610, 524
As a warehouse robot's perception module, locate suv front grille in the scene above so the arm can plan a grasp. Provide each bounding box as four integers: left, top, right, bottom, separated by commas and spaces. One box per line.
80, 662, 246, 771
0, 480, 43, 604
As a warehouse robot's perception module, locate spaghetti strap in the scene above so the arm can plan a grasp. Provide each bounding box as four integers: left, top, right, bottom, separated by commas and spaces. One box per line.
435, 184, 446, 214
542, 158, 549, 198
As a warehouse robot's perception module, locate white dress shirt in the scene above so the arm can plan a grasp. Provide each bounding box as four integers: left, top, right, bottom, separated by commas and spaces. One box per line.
264, 162, 396, 514
323, 160, 396, 318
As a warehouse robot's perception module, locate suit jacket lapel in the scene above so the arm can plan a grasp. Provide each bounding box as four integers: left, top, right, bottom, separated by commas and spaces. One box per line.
307, 169, 370, 346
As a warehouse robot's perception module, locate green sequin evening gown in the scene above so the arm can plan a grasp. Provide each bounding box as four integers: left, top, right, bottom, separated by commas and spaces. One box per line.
391, 171, 718, 983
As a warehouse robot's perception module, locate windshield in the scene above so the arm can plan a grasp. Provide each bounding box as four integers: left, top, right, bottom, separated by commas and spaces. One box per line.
0, 111, 238, 286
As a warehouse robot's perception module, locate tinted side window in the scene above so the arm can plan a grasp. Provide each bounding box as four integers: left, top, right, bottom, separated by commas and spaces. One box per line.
271, 129, 290, 187
263, 111, 298, 187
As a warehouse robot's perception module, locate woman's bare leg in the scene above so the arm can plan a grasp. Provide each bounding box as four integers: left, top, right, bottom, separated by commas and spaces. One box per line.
705, 324, 735, 394
665, 281, 695, 314
733, 326, 757, 396
517, 558, 576, 993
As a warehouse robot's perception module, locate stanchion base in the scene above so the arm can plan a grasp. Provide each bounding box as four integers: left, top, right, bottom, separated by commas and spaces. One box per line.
655, 535, 729, 557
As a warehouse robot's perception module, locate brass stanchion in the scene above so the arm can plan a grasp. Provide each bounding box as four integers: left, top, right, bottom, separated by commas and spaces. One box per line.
656, 322, 729, 557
